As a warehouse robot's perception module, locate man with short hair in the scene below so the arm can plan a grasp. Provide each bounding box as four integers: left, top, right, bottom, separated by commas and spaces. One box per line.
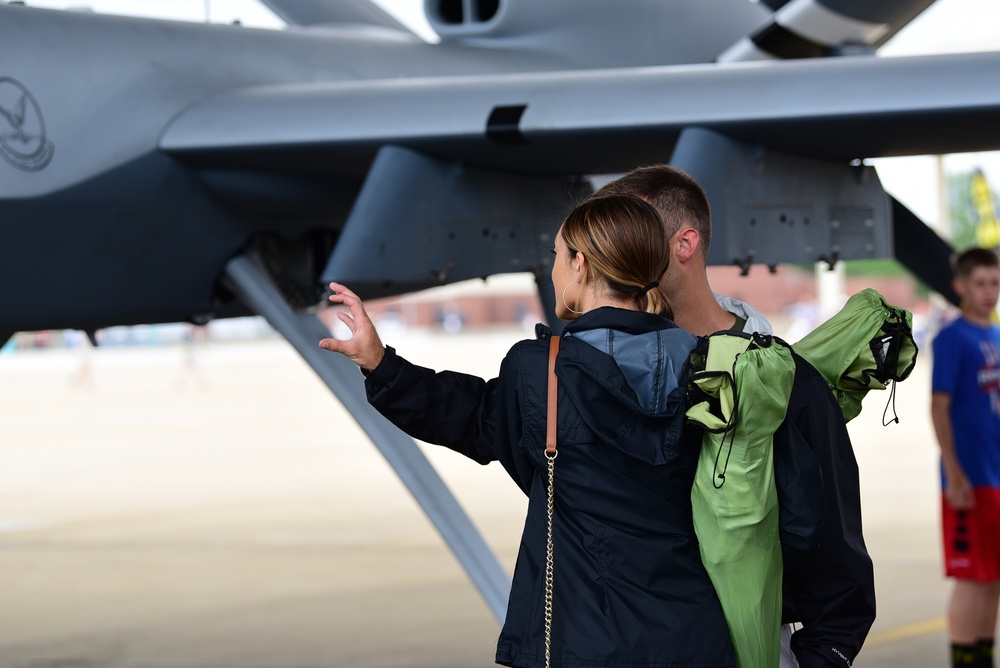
594, 165, 876, 668
595, 166, 769, 335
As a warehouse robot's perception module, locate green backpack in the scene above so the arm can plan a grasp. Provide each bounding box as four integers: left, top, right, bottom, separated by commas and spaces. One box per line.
687, 332, 796, 668
793, 288, 918, 422
684, 289, 918, 667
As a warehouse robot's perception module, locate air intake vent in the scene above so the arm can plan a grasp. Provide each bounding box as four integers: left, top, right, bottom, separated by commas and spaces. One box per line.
437, 0, 462, 24
430, 0, 501, 26
477, 0, 499, 22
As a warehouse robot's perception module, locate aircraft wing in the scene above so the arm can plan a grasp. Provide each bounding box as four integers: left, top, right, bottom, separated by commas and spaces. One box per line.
160, 50, 1000, 177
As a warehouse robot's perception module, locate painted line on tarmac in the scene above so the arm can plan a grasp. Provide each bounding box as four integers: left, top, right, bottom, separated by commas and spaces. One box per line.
865, 617, 947, 647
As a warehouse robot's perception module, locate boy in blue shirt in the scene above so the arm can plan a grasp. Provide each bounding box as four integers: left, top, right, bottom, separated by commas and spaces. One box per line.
932, 247, 1000, 668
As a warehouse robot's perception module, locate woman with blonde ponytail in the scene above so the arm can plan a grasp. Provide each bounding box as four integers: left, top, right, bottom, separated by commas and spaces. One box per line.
319, 195, 736, 668
554, 194, 671, 320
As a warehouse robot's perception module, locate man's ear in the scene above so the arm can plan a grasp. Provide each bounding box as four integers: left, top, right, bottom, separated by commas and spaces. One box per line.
674, 227, 701, 263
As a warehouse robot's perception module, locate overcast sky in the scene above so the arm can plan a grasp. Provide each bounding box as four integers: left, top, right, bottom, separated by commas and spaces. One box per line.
13, 0, 1000, 230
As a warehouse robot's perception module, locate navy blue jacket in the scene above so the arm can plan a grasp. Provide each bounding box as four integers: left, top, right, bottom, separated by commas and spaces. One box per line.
780, 351, 876, 668
366, 307, 736, 668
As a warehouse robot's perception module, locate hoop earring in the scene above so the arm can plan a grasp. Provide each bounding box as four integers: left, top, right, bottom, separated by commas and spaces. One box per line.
562, 281, 596, 315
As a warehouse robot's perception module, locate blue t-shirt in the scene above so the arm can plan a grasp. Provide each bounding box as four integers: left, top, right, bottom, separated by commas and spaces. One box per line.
932, 317, 1000, 489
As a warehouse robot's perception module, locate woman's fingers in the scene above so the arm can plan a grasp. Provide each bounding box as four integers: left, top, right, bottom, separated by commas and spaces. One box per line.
319, 283, 385, 370
336, 309, 357, 334
328, 283, 370, 327
318, 337, 344, 353
327, 280, 350, 293
327, 281, 359, 302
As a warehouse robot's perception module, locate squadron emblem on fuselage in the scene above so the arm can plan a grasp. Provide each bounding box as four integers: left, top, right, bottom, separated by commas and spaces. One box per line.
0, 77, 54, 172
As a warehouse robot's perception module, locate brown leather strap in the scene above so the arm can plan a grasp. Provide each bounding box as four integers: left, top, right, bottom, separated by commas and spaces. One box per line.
546, 335, 560, 455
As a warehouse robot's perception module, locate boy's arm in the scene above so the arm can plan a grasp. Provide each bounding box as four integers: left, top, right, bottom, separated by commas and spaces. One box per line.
931, 391, 975, 509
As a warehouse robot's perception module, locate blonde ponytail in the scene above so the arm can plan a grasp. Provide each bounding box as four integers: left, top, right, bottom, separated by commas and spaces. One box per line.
643, 284, 673, 320
561, 195, 673, 319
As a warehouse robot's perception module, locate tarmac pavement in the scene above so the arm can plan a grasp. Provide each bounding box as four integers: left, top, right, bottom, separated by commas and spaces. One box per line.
0, 326, 957, 667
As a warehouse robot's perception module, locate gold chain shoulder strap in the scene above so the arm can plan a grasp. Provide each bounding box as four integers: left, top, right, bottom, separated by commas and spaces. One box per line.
544, 334, 560, 668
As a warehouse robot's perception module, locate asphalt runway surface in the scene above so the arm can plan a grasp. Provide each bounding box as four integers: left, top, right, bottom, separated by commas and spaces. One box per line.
0, 325, 954, 667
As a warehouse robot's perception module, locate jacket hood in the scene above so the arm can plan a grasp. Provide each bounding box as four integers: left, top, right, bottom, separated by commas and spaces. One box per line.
557, 307, 698, 464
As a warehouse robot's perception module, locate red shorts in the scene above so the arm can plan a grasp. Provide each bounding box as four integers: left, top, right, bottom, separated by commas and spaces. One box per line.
942, 487, 1000, 582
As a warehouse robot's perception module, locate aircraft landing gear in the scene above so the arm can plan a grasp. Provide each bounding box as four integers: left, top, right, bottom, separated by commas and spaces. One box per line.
223, 250, 511, 625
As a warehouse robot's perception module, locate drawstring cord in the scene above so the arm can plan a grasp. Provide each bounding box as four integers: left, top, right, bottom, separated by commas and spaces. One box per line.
882, 379, 900, 426
713, 421, 737, 489
712, 352, 744, 488
880, 311, 905, 426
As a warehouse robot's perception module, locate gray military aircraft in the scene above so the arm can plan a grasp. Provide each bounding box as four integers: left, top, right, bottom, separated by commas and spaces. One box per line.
2, 0, 998, 622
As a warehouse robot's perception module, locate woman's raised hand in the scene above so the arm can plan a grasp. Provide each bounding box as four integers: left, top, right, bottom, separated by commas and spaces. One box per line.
318, 282, 386, 371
